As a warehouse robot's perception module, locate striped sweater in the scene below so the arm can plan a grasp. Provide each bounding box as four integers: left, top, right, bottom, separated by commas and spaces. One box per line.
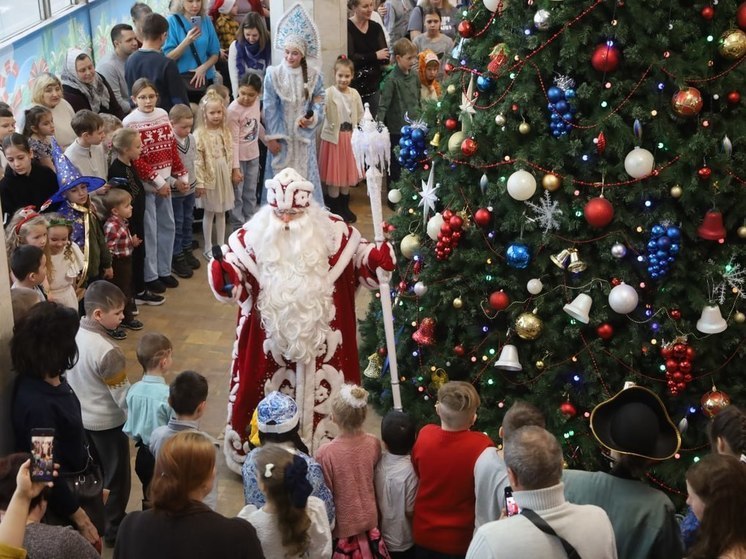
123, 108, 188, 190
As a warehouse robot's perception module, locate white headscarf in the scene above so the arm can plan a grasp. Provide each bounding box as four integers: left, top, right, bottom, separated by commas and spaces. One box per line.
59, 48, 111, 113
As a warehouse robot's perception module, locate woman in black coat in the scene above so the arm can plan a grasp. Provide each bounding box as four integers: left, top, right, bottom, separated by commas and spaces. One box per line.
60, 48, 125, 120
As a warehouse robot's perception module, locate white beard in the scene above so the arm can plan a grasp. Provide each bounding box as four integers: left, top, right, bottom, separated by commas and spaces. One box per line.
250, 205, 336, 364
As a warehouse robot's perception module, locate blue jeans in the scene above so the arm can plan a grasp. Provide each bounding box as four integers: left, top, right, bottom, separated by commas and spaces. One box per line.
172, 192, 196, 255
231, 158, 260, 228
143, 190, 175, 282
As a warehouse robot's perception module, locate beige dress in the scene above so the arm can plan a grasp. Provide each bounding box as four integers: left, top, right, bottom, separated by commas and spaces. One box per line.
195, 127, 235, 213
48, 243, 84, 309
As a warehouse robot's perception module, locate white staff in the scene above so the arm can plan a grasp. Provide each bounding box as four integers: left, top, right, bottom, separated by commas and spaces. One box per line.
351, 104, 402, 411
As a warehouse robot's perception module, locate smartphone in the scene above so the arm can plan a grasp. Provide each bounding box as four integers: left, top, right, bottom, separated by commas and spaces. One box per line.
190, 15, 202, 27
504, 486, 519, 517
30, 428, 55, 482
109, 177, 129, 188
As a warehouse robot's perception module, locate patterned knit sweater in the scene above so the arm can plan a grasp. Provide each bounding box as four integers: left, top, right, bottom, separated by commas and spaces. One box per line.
123, 108, 188, 190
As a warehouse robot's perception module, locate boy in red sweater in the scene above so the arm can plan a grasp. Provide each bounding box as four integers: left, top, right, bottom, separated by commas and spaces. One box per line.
411, 381, 493, 558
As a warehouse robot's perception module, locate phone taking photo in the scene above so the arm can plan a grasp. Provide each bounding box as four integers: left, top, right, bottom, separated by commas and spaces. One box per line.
504, 486, 519, 517
190, 15, 202, 27
30, 428, 55, 482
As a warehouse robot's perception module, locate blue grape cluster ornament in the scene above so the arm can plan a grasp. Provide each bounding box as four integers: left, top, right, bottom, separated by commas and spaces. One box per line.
398, 118, 429, 172
547, 75, 577, 138
645, 224, 681, 279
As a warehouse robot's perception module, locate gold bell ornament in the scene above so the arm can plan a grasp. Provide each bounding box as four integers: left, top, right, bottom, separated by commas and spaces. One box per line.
430, 132, 441, 148
566, 248, 587, 273
430, 368, 449, 389
363, 353, 383, 379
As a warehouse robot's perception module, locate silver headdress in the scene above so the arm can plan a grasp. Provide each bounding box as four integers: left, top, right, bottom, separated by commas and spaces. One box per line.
274, 2, 321, 61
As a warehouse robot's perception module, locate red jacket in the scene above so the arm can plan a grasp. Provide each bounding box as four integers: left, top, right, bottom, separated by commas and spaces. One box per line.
412, 424, 494, 555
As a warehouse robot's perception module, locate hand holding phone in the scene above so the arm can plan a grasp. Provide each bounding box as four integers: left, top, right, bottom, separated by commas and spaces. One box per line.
504, 486, 520, 517
30, 428, 55, 482
190, 15, 202, 27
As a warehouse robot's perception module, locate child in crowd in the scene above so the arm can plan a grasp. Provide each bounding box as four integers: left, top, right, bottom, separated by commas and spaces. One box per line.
0, 102, 15, 171
108, 127, 162, 307
242, 392, 336, 528
227, 73, 264, 229
123, 332, 174, 507
206, 83, 231, 108
418, 50, 441, 102
149, 370, 217, 510
263, 6, 325, 205
212, 0, 239, 53
239, 444, 333, 558
22, 105, 56, 171
474, 400, 545, 527
0, 134, 58, 224
52, 145, 112, 286
100, 113, 123, 167
412, 8, 453, 68
315, 385, 389, 558
65, 280, 131, 547
5, 207, 48, 260
125, 13, 190, 112
65, 110, 108, 180
102, 188, 143, 332
375, 410, 418, 559
124, 78, 188, 294
195, 90, 235, 257
10, 245, 47, 302
319, 56, 363, 224
411, 381, 493, 558
378, 38, 420, 187
168, 104, 200, 275
228, 12, 271, 97
45, 213, 85, 310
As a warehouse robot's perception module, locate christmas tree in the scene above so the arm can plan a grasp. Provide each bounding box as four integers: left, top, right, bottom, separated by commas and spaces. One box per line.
360, 0, 746, 507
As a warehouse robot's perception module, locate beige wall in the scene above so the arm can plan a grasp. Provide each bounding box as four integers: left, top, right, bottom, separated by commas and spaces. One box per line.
269, 0, 348, 86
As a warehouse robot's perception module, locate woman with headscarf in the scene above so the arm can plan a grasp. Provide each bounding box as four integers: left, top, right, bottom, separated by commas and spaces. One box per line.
60, 49, 125, 120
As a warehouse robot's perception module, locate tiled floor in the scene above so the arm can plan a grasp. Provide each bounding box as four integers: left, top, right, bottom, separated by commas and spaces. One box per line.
106, 187, 389, 555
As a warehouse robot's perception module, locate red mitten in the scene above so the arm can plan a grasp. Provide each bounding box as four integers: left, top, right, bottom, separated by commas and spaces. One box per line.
368, 243, 395, 272
209, 258, 240, 297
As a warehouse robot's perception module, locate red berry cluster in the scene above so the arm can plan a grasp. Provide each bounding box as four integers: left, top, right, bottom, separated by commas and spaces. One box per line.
435, 209, 464, 261
661, 339, 696, 395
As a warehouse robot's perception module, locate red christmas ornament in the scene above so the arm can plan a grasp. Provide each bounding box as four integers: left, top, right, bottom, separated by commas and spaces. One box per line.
701, 5, 714, 20
738, 2, 746, 29
474, 207, 492, 227
610, 277, 621, 286
378, 347, 387, 356
449, 215, 464, 230
444, 117, 458, 131
671, 87, 704, 117
461, 137, 478, 157
489, 290, 510, 311
727, 90, 741, 105
596, 323, 614, 340
697, 166, 712, 180
412, 317, 436, 346
442, 209, 454, 220
444, 62, 455, 75
596, 131, 607, 154
584, 197, 615, 228
560, 401, 577, 418
591, 43, 621, 72
458, 20, 474, 38
454, 344, 465, 356
670, 308, 682, 320
701, 388, 731, 418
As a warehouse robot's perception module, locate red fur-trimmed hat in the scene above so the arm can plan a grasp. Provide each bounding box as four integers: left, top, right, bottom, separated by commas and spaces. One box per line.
265, 167, 314, 211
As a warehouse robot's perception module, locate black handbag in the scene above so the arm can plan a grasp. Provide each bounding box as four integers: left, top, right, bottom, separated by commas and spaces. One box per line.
60, 447, 105, 534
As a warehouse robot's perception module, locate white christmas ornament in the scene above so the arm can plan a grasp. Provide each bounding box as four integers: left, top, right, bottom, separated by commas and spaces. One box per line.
611, 243, 627, 259
527, 278, 543, 295
482, 0, 500, 12
414, 281, 428, 297
533, 9, 550, 29
426, 212, 445, 240
388, 189, 402, 204
608, 282, 639, 314
507, 170, 537, 201
624, 147, 655, 179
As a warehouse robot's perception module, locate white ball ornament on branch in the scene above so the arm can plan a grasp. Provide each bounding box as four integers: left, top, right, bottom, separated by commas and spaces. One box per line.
507, 170, 537, 200
533, 9, 550, 30
414, 281, 428, 297
608, 282, 639, 314
624, 147, 655, 178
527, 278, 543, 295
426, 212, 445, 240
388, 189, 402, 204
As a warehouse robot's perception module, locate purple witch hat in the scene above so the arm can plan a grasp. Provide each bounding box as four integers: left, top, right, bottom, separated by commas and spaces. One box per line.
48, 137, 105, 203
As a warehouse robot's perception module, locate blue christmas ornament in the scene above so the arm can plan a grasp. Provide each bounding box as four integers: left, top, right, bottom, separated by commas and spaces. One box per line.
545, 76, 577, 139
644, 223, 681, 279
505, 242, 532, 269
411, 128, 425, 142
476, 75, 494, 92
547, 87, 563, 102
401, 125, 412, 136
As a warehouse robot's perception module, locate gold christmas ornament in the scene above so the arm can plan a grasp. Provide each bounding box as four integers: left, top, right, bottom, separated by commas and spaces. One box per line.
670, 185, 683, 198
542, 173, 561, 192
430, 132, 441, 147
719, 29, 746, 60
671, 87, 704, 117
515, 309, 544, 340
737, 225, 746, 239
535, 360, 546, 370
447, 84, 457, 94
519, 122, 531, 134
734, 311, 746, 323
431, 368, 449, 389
453, 297, 464, 309
363, 353, 383, 379
400, 233, 421, 259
